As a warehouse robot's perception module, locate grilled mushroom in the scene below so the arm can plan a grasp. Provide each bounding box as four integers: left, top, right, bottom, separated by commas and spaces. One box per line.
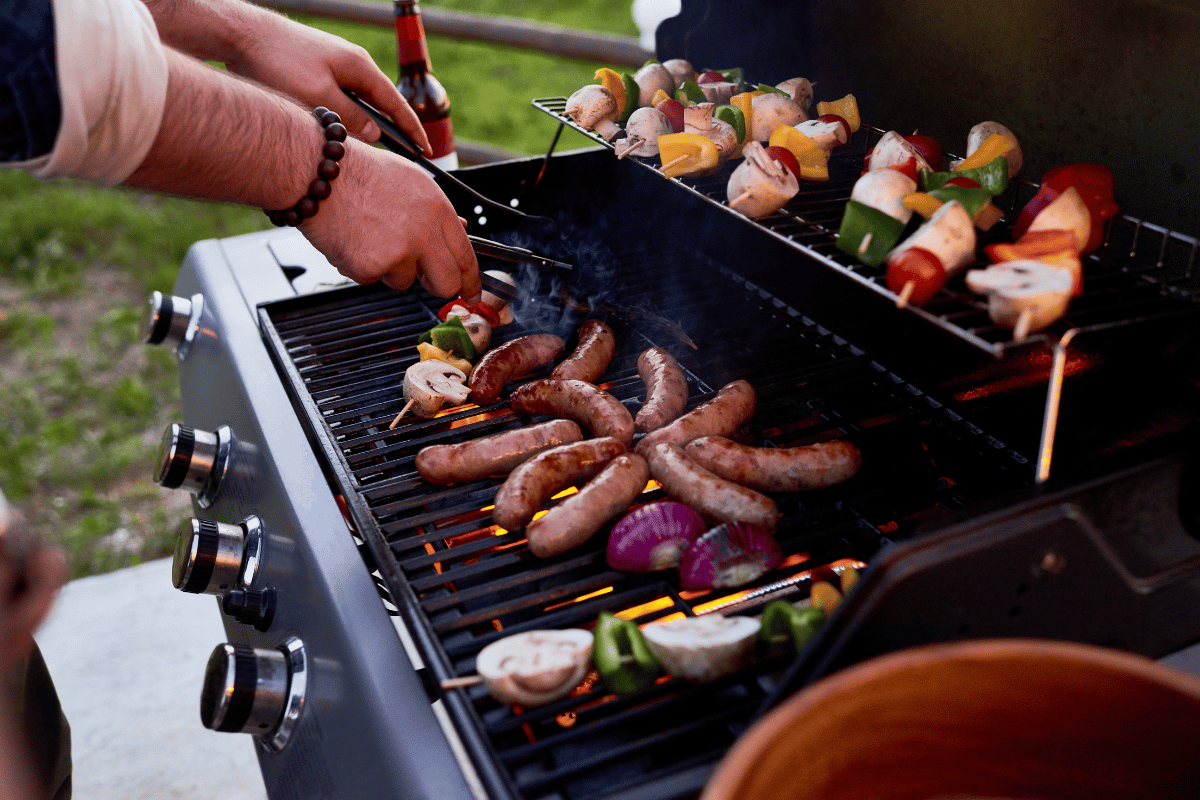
726, 140, 800, 219
642, 614, 761, 683
966, 260, 1074, 339
868, 131, 933, 173
634, 62, 676, 107
662, 58, 698, 89
444, 308, 492, 352
565, 84, 622, 139
684, 102, 739, 161
402, 360, 470, 418
616, 106, 673, 158
474, 629, 594, 707
953, 121, 1023, 177
749, 93, 807, 142
775, 77, 815, 113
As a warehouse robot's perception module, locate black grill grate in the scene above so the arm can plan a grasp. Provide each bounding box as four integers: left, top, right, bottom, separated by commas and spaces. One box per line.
532, 96, 1200, 358
261, 254, 1028, 799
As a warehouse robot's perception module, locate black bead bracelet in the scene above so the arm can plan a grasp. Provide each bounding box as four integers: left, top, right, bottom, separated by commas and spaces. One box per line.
265, 106, 348, 227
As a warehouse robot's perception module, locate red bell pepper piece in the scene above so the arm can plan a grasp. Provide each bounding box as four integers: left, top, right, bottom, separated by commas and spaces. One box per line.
1012, 163, 1118, 254
438, 298, 501, 329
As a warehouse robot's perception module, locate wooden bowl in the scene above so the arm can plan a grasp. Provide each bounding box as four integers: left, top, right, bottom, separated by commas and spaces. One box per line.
703, 639, 1200, 800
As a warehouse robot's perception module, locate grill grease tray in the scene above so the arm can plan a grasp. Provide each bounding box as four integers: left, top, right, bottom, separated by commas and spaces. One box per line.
261, 254, 1027, 800
532, 96, 1200, 359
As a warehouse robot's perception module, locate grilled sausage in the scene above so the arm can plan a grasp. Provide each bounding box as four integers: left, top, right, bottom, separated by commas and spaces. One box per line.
644, 442, 780, 530
509, 378, 636, 447
634, 379, 756, 457
491, 437, 626, 531
525, 452, 649, 557
685, 436, 862, 493
414, 419, 584, 485
551, 319, 616, 384
467, 334, 565, 405
634, 347, 689, 432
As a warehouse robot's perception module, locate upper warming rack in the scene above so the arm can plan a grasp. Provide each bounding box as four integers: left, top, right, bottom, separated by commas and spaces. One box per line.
532, 96, 1200, 360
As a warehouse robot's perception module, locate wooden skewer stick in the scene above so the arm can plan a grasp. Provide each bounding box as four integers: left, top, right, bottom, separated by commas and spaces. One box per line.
895, 280, 916, 309
857, 231, 873, 255
440, 675, 484, 690
388, 398, 416, 430
616, 137, 644, 160
660, 154, 690, 173
729, 189, 754, 209
1012, 308, 1034, 343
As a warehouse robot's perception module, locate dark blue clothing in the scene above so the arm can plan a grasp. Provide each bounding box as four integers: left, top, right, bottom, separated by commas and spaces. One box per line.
1, 0, 62, 161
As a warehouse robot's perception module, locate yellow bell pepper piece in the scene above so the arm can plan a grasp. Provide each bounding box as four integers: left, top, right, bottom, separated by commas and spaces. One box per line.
811, 581, 843, 615
768, 125, 828, 180
796, 148, 830, 181
902, 191, 945, 219
954, 132, 1016, 172
650, 88, 672, 107
657, 132, 719, 178
816, 94, 861, 133
594, 67, 627, 116
417, 342, 473, 377
730, 92, 756, 145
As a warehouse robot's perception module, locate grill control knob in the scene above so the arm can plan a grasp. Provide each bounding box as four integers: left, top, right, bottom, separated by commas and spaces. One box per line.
173, 516, 264, 595
144, 291, 204, 358
155, 423, 232, 508
200, 637, 306, 751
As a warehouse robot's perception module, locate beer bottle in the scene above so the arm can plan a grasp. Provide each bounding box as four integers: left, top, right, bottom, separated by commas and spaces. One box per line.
394, 0, 457, 169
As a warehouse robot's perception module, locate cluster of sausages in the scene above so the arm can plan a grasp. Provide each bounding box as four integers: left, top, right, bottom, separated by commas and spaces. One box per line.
413, 321, 862, 560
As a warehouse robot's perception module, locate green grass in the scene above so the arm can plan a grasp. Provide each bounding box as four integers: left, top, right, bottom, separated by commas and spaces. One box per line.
0, 1, 637, 579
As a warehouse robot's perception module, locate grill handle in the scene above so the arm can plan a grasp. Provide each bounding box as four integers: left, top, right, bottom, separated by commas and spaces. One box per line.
341, 88, 552, 226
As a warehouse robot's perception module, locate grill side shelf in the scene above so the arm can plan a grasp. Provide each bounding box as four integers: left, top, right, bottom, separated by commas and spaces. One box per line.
257, 291, 527, 800
531, 96, 1200, 360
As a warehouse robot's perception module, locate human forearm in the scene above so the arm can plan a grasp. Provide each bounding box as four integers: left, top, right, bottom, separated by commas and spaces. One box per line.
124, 46, 318, 210
140, 0, 268, 65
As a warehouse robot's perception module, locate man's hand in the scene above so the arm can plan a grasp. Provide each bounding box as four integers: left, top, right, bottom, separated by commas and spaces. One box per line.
0, 504, 66, 673
300, 142, 482, 305
142, 0, 432, 153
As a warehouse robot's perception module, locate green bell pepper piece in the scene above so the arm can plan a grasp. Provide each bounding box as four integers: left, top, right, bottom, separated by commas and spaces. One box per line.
593, 612, 661, 695
756, 82, 789, 96
928, 186, 994, 220
620, 72, 640, 123
716, 67, 744, 86
836, 200, 907, 267
920, 156, 1009, 196
675, 80, 706, 104
417, 315, 476, 361
758, 600, 825, 656
714, 104, 746, 143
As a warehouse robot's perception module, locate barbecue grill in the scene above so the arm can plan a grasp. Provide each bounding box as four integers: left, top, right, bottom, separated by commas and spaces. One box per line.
148, 2, 1200, 798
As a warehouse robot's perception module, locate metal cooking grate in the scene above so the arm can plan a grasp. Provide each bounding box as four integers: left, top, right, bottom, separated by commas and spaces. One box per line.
532, 96, 1200, 358
261, 257, 1027, 800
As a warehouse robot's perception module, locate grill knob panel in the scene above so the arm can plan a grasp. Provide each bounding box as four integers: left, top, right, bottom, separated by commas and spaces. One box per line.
155, 423, 232, 508
200, 638, 306, 751
173, 515, 263, 595
145, 291, 204, 357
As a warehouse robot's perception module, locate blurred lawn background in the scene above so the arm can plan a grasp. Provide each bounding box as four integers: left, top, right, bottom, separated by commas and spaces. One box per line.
0, 0, 639, 579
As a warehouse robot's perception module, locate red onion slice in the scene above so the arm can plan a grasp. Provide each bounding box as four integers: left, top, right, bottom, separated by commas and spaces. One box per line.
679, 521, 783, 590
607, 501, 707, 571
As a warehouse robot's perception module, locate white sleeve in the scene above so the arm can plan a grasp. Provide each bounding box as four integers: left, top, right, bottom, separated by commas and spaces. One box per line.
7, 0, 168, 185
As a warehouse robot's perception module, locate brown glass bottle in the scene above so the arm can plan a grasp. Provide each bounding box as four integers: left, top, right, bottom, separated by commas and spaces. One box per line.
394, 0, 457, 169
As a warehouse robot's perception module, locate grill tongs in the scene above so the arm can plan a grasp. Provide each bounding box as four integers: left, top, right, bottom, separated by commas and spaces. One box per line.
341, 89, 551, 227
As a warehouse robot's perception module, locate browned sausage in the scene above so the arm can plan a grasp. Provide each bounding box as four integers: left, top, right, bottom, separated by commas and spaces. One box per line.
491, 437, 626, 531
634, 347, 689, 432
634, 379, 756, 457
551, 319, 616, 384
644, 442, 780, 530
509, 378, 635, 447
467, 334, 565, 405
525, 452, 649, 557
685, 436, 862, 493
414, 419, 584, 485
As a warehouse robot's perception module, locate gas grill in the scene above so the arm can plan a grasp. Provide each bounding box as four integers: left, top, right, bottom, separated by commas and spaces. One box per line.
149, 2, 1200, 798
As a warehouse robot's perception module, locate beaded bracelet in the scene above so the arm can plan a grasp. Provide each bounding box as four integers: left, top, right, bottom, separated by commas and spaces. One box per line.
265, 106, 348, 227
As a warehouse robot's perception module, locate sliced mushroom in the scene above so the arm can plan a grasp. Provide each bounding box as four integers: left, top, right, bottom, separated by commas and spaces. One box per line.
726, 140, 800, 219
662, 58, 697, 89
966, 260, 1074, 338
794, 118, 849, 151
616, 106, 673, 158
565, 84, 622, 140
749, 93, 807, 142
474, 629, 594, 707
684, 102, 739, 161
634, 62, 676, 107
775, 77, 815, 113
403, 360, 470, 418
868, 131, 932, 173
641, 614, 761, 683
698, 80, 739, 106
850, 168, 917, 225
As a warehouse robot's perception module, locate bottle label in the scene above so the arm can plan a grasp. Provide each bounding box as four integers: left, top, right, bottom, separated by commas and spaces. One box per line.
395, 15, 429, 66
424, 116, 455, 162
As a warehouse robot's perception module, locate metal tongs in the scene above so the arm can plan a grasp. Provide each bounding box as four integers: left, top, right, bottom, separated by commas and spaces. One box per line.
341, 89, 552, 227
